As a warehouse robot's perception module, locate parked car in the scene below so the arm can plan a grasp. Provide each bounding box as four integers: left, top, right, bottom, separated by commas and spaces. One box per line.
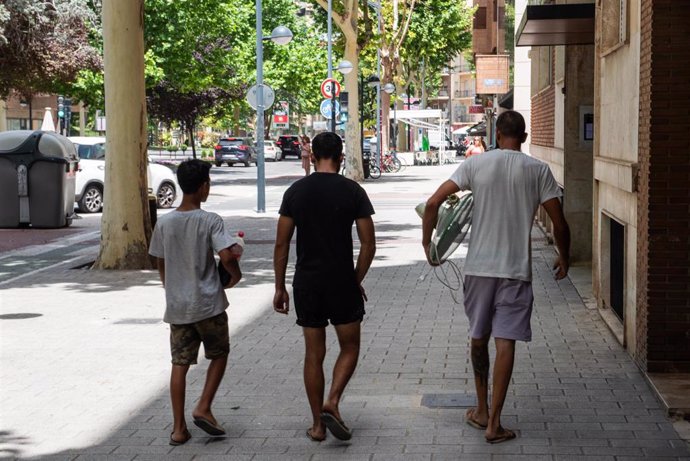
362, 138, 372, 157
260, 140, 281, 162
276, 135, 301, 159
214, 137, 256, 167
69, 137, 180, 213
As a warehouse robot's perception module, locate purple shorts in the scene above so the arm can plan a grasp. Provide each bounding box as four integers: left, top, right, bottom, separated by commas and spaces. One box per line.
463, 275, 534, 342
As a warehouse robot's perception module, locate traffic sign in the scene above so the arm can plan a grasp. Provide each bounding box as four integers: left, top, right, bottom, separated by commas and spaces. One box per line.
246, 84, 275, 110
320, 99, 340, 119
320, 79, 341, 99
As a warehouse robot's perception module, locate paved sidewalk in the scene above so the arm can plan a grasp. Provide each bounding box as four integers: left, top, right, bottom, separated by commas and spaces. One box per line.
1, 164, 689, 460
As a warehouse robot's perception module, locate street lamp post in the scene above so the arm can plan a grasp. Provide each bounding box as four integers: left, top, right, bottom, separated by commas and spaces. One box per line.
255, 1, 292, 213
332, 60, 353, 132
383, 83, 396, 152
360, 75, 380, 159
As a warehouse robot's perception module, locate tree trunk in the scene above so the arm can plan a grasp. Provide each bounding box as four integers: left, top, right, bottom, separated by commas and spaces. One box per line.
94, 0, 152, 270
0, 99, 8, 132
343, 33, 363, 181
79, 102, 86, 136
189, 124, 196, 159
233, 104, 240, 136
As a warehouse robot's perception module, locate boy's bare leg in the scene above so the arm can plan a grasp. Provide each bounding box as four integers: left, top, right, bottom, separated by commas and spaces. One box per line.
322, 321, 361, 421
486, 338, 516, 440
467, 335, 491, 427
171, 364, 191, 441
303, 327, 327, 438
192, 356, 228, 425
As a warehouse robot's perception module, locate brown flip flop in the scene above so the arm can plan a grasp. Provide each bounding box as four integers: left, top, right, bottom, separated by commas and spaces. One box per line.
486, 427, 516, 444
306, 428, 326, 442
169, 429, 191, 446
465, 408, 488, 430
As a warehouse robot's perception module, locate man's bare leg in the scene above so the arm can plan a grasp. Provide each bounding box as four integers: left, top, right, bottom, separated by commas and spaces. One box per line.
466, 334, 491, 428
170, 364, 191, 442
322, 321, 361, 421
486, 337, 516, 441
303, 327, 327, 439
192, 356, 228, 426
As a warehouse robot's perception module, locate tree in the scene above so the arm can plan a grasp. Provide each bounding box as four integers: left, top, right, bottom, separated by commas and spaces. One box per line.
397, 0, 473, 147
93, 0, 150, 269
311, 0, 366, 181
0, 0, 101, 99
147, 82, 244, 158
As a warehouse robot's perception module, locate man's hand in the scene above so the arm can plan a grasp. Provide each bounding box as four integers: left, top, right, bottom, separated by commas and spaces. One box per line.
552, 255, 569, 280
273, 288, 290, 315
359, 284, 368, 302
423, 242, 440, 267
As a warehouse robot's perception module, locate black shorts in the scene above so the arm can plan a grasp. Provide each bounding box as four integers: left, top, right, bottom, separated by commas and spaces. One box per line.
293, 287, 365, 328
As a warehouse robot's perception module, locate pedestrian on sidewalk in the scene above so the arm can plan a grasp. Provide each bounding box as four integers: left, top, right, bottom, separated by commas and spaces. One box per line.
422, 111, 570, 444
299, 135, 312, 176
149, 159, 243, 446
273, 132, 376, 442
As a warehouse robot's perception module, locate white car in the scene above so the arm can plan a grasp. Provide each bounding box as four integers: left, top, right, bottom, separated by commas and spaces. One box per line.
259, 140, 281, 162
70, 136, 180, 213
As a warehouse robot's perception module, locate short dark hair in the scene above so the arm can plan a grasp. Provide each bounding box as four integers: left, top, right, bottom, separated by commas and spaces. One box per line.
177, 159, 210, 194
311, 132, 342, 162
496, 111, 526, 139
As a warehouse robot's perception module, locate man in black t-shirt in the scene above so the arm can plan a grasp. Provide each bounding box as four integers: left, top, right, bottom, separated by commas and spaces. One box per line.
273, 132, 376, 442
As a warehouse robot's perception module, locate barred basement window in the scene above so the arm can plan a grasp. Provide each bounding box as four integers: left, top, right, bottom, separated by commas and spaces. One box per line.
599, 0, 628, 56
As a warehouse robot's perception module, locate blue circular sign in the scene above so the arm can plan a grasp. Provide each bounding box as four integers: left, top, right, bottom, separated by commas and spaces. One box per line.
320, 99, 340, 120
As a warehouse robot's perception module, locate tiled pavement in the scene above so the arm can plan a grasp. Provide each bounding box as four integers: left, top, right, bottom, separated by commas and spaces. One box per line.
1, 164, 689, 460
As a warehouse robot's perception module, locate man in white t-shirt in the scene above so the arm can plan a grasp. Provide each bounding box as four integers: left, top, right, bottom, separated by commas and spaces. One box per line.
422, 111, 571, 444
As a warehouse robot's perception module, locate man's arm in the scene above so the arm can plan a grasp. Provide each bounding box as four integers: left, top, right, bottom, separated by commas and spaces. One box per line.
542, 197, 571, 280
273, 215, 295, 315
422, 180, 461, 265
218, 248, 242, 288
355, 216, 376, 301
156, 257, 165, 287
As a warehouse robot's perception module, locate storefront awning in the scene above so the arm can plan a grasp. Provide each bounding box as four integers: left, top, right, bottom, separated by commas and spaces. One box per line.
516, 3, 595, 47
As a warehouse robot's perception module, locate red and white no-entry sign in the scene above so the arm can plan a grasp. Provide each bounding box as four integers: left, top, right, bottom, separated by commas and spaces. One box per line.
320, 78, 341, 99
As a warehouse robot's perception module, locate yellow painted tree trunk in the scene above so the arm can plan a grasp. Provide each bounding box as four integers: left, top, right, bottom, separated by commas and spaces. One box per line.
0, 99, 7, 132
93, 0, 152, 269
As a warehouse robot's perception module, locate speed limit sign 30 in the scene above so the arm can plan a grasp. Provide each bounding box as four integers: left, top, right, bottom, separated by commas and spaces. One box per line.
320, 79, 341, 99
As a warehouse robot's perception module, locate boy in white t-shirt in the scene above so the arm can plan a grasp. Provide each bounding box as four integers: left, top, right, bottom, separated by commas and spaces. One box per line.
422, 111, 571, 444
149, 159, 242, 445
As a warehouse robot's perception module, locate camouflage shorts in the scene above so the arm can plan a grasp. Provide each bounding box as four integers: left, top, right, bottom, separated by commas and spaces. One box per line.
170, 311, 229, 366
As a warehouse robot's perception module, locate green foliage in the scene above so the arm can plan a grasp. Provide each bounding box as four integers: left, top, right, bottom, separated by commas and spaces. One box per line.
0, 0, 101, 98
180, 144, 188, 152
402, 0, 474, 85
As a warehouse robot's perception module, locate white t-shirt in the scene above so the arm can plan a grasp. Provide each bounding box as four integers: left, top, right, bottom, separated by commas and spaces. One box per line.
149, 209, 237, 324
449, 149, 562, 281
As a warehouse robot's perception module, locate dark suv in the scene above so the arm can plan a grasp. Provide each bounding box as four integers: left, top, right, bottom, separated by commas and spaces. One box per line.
214, 137, 256, 167
276, 135, 301, 159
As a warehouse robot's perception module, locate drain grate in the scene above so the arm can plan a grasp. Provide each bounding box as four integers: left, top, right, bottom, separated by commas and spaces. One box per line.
421, 393, 476, 408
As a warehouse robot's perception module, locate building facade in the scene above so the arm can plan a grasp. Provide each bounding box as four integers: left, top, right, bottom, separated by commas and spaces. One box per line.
517, 0, 690, 379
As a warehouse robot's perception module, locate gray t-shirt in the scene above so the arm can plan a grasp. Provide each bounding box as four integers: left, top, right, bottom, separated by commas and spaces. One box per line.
149, 209, 237, 324
449, 149, 562, 281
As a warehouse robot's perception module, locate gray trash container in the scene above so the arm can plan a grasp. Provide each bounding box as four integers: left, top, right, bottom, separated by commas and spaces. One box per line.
0, 130, 78, 228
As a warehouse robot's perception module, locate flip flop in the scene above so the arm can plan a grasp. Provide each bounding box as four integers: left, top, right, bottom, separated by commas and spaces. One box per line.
306, 428, 326, 442
485, 428, 516, 444
320, 411, 352, 441
193, 416, 226, 436
169, 429, 191, 446
465, 408, 487, 430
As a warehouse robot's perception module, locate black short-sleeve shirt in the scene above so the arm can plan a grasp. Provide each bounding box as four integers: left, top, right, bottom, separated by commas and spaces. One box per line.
279, 172, 375, 291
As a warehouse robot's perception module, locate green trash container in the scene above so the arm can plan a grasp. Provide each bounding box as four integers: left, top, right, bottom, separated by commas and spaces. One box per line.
0, 130, 79, 228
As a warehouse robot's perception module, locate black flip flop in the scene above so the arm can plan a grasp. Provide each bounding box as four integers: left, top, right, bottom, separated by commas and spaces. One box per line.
486, 428, 516, 444
193, 417, 226, 436
320, 412, 352, 441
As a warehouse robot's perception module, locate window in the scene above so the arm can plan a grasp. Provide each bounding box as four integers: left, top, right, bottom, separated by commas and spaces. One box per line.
599, 0, 628, 55
474, 7, 487, 29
